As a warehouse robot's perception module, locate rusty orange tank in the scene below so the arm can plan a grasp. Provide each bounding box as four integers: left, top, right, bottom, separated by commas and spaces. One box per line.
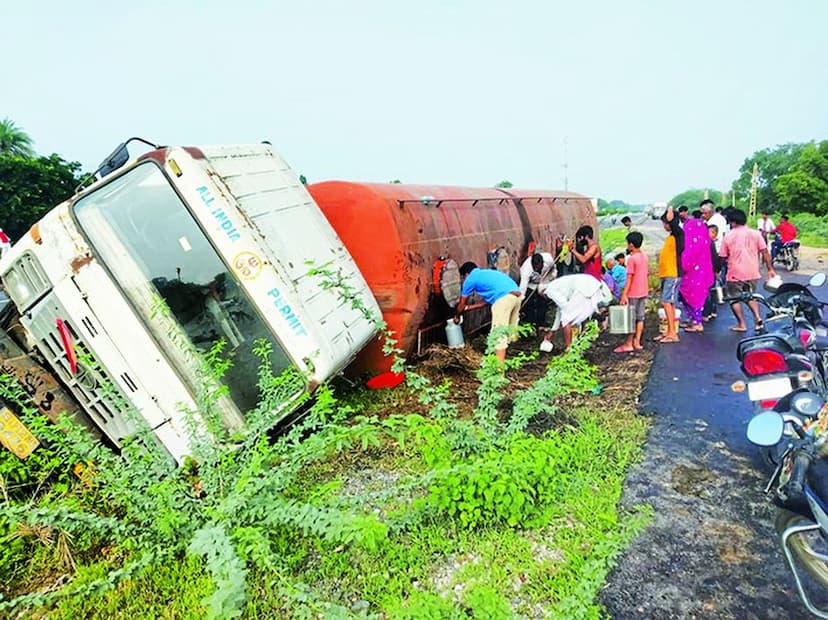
307, 182, 596, 372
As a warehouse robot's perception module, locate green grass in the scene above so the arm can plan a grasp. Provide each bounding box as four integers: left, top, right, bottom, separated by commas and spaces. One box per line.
791, 213, 828, 248
42, 404, 650, 619
599, 227, 628, 257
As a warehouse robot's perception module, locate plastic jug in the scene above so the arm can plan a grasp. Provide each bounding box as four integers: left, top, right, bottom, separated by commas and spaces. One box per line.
446, 319, 465, 348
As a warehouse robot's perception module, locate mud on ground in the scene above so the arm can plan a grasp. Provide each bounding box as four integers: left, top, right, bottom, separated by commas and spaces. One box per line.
407, 321, 656, 428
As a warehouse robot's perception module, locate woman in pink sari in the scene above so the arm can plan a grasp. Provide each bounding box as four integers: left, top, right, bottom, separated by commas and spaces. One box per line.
679, 218, 714, 332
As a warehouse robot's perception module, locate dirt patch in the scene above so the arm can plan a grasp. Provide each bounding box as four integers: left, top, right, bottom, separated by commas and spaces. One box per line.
671, 464, 716, 497
402, 321, 656, 427
709, 520, 759, 565
796, 245, 827, 273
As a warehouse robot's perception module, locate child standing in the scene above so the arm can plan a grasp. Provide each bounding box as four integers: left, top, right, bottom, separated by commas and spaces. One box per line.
614, 231, 649, 353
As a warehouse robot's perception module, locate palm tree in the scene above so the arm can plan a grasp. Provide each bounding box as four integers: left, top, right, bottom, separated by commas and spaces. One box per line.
0, 118, 35, 157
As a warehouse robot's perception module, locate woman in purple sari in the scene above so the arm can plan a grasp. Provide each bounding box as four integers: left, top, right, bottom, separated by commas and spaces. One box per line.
679, 218, 714, 332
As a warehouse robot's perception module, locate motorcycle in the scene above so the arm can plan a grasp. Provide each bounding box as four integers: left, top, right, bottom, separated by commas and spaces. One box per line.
772, 234, 802, 272
748, 402, 828, 617
730, 274, 828, 464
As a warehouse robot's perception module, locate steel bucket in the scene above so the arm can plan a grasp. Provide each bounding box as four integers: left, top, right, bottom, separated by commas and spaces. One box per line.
608, 305, 635, 334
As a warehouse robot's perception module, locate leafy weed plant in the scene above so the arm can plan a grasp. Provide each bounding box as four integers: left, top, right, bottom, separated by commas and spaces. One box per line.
0, 263, 652, 618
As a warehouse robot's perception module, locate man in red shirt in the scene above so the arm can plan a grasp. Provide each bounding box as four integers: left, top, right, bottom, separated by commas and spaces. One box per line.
771, 214, 797, 260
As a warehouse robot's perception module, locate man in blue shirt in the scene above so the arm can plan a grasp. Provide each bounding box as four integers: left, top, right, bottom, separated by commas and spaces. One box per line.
453, 261, 521, 362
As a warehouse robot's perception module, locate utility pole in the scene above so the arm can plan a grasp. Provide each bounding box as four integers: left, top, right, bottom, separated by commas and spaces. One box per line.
749, 163, 759, 218
562, 136, 569, 192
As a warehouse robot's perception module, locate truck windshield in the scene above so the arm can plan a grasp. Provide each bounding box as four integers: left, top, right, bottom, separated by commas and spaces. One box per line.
74, 162, 295, 418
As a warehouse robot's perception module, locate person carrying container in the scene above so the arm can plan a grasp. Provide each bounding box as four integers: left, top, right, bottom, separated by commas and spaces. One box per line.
454, 261, 521, 362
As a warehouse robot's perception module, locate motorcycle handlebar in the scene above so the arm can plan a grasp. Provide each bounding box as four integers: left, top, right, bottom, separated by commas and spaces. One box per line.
786, 451, 812, 498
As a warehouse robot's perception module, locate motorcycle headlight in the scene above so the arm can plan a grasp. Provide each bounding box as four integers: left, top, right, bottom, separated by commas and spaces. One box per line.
791, 391, 825, 417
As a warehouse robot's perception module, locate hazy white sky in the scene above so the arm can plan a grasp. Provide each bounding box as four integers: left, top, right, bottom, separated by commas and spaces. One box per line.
4, 0, 827, 203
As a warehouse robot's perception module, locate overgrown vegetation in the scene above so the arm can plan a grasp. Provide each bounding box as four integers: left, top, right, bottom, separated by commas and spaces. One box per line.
599, 227, 628, 256
0, 271, 650, 618
790, 212, 828, 248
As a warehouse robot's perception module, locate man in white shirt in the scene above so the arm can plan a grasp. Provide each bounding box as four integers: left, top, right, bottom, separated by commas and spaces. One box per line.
540, 273, 613, 349
701, 201, 728, 237
518, 252, 556, 327
756, 211, 775, 243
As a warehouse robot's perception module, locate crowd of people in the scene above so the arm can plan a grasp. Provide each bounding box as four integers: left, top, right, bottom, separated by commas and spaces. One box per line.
454, 200, 796, 362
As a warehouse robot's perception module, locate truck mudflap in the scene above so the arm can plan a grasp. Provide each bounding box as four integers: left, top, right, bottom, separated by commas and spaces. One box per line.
0, 329, 101, 441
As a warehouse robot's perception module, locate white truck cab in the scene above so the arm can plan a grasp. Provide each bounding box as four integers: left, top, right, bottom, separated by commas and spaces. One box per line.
0, 143, 380, 461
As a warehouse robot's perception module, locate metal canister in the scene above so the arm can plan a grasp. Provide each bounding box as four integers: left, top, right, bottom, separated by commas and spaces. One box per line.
608, 305, 635, 334
445, 320, 465, 348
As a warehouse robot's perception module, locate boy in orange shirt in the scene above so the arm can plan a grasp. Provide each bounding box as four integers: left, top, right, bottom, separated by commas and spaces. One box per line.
614, 231, 649, 353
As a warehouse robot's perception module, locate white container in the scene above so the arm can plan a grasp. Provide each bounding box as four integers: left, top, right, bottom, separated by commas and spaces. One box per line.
657, 308, 682, 334
446, 319, 465, 348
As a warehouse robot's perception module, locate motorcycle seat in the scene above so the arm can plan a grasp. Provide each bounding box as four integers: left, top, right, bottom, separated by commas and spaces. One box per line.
815, 334, 828, 351
783, 239, 801, 248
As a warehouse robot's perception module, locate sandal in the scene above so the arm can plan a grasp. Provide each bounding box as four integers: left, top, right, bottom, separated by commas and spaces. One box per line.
660, 336, 680, 343
730, 326, 747, 332
613, 345, 634, 353
653, 334, 666, 342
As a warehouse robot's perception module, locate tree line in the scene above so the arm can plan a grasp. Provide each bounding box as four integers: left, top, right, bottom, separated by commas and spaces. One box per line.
0, 118, 81, 240
670, 140, 828, 216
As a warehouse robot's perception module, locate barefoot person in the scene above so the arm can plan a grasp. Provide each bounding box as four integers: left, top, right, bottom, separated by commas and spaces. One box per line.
540, 274, 613, 349
719, 209, 776, 332
614, 232, 649, 353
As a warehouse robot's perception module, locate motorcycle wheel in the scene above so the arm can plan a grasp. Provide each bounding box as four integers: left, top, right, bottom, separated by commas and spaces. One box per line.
785, 254, 796, 272
775, 509, 828, 586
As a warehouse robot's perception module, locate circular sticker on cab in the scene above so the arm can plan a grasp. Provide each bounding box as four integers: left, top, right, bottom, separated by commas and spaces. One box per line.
233, 251, 263, 280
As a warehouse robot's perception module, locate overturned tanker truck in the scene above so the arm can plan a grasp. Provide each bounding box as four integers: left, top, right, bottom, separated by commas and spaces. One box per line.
0, 140, 594, 462
308, 182, 596, 372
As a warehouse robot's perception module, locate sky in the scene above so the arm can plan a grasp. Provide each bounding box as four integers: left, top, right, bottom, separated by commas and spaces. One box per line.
3, 0, 827, 204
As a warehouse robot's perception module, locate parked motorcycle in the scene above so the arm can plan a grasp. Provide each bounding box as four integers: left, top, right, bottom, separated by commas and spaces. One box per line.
730, 274, 828, 464
748, 404, 828, 617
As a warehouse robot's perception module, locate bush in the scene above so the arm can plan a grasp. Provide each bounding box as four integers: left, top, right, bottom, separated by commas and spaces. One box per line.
791, 213, 828, 248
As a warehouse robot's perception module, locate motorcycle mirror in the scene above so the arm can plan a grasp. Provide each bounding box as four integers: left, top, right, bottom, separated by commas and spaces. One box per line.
808, 273, 827, 288
746, 411, 785, 447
